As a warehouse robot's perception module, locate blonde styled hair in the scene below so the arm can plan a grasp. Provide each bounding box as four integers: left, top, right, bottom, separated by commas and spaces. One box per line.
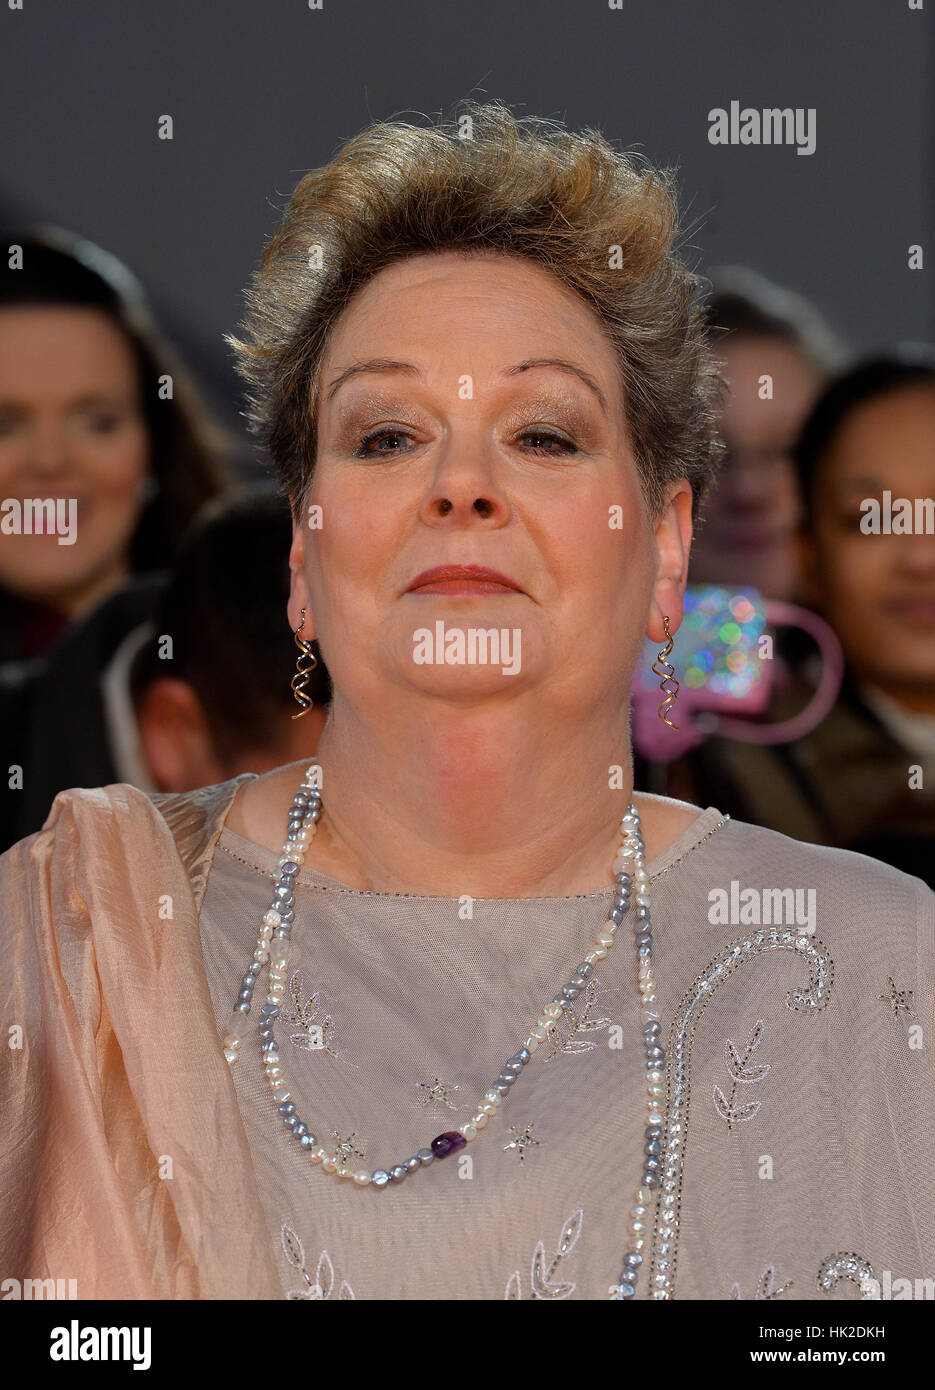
226, 100, 725, 520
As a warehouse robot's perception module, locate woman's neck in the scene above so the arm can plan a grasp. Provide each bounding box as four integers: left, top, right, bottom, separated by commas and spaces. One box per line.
231, 698, 701, 898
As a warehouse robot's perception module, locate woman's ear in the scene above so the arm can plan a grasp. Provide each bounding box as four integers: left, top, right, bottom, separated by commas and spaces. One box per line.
287, 517, 316, 639
646, 480, 693, 643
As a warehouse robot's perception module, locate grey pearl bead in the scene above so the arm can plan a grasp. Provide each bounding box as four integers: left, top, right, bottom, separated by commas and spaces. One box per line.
494, 1082, 511, 1096
281, 862, 299, 876
300, 1134, 314, 1148
616, 1282, 635, 1298
496, 1073, 516, 1088
261, 1004, 279, 1017
237, 988, 252, 1004
562, 983, 581, 1000
372, 1170, 390, 1188
615, 873, 632, 887
577, 962, 594, 978
294, 1123, 308, 1140
405, 1156, 421, 1173
416, 1148, 435, 1166
234, 1001, 250, 1014
389, 1165, 407, 1183
284, 1116, 299, 1131
504, 1059, 524, 1076
278, 1101, 296, 1116
516, 1048, 531, 1065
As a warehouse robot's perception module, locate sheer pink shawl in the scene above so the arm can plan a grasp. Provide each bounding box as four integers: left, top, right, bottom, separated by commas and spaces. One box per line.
0, 775, 281, 1299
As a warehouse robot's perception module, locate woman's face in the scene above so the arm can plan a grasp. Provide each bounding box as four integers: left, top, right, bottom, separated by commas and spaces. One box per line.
288, 250, 691, 721
0, 305, 150, 614
806, 382, 935, 703
689, 334, 822, 599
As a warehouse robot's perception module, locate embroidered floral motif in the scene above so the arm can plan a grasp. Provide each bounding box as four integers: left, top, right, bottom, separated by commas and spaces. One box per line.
648, 928, 833, 1300
281, 1221, 355, 1299
817, 1252, 880, 1299
713, 1019, 771, 1130
505, 1210, 583, 1299
878, 977, 914, 1018
417, 1077, 463, 1114
280, 969, 350, 1061
729, 1264, 793, 1299
502, 1123, 542, 1161
327, 1130, 366, 1174
543, 977, 618, 1062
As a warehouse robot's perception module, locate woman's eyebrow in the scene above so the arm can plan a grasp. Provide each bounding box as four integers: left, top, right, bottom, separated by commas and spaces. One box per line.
325, 356, 608, 415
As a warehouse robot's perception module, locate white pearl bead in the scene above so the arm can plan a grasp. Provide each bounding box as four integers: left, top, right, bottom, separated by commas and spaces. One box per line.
524, 1035, 540, 1054
337, 1166, 354, 1179
483, 1090, 503, 1107
321, 1155, 338, 1172
473, 1111, 488, 1129
459, 1123, 477, 1141
309, 1147, 326, 1164
353, 1170, 371, 1186
590, 946, 608, 961
647, 1109, 663, 1125
223, 1047, 239, 1065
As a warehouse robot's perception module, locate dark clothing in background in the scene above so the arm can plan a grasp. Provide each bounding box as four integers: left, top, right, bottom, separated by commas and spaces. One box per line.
0, 573, 166, 852
646, 672, 935, 887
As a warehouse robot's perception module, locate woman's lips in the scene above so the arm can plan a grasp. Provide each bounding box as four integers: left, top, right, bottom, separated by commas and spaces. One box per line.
408, 578, 520, 595
406, 565, 523, 595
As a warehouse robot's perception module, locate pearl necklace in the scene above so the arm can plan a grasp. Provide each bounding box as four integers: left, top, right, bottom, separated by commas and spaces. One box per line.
222, 763, 664, 1300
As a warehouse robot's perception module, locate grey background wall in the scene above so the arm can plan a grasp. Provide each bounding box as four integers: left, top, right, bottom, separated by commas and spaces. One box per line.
1, 0, 931, 463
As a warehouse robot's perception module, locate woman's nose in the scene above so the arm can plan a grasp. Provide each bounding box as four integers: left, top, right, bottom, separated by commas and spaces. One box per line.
419, 440, 511, 525
27, 421, 73, 478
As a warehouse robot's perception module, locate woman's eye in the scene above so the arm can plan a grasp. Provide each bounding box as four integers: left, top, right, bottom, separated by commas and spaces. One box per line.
518, 429, 578, 456
354, 427, 414, 458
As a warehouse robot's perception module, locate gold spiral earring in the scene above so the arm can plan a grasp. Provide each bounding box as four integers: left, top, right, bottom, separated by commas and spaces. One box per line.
291, 607, 319, 719
651, 615, 680, 730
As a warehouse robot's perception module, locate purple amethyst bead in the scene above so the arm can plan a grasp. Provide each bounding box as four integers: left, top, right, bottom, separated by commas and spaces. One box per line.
430, 1131, 467, 1159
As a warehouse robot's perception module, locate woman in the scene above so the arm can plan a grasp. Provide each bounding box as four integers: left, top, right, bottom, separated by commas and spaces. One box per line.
0, 225, 231, 663
666, 349, 935, 886
1, 102, 932, 1302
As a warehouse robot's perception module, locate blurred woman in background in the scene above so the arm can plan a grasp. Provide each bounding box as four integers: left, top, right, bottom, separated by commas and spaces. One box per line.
0, 225, 231, 663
